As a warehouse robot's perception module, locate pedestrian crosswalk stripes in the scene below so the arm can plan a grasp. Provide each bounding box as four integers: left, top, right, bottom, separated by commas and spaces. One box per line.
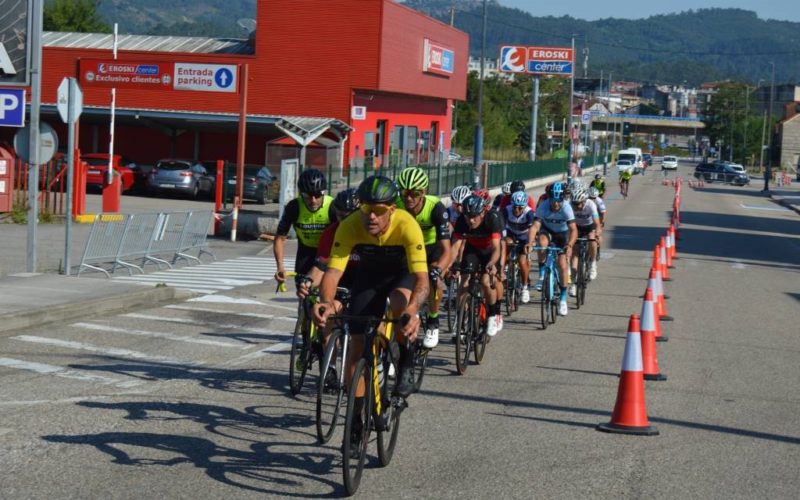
112, 256, 295, 294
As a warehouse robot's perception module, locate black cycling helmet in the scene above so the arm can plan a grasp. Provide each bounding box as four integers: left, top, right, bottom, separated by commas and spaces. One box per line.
462, 194, 485, 216
510, 179, 525, 193
357, 175, 398, 204
297, 168, 327, 193
333, 188, 360, 213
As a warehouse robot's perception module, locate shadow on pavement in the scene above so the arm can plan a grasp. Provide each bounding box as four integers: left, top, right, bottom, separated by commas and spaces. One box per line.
535, 365, 618, 377
40, 396, 347, 496
424, 389, 800, 445
691, 186, 768, 198
680, 211, 800, 236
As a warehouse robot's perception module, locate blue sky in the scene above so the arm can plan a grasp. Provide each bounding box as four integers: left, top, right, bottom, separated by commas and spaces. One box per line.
499, 1, 800, 23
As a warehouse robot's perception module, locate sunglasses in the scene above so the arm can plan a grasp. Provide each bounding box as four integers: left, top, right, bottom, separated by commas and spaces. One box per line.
402, 189, 424, 198
303, 191, 325, 199
360, 203, 392, 216
512, 205, 525, 210
466, 213, 482, 219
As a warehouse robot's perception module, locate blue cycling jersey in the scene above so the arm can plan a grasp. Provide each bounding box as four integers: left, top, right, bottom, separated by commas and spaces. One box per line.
534, 200, 575, 233
504, 205, 535, 240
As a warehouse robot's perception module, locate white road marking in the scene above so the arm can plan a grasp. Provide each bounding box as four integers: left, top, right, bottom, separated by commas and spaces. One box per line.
72, 322, 250, 349
123, 313, 294, 335
740, 203, 790, 212
0, 357, 145, 388
188, 295, 267, 305
225, 341, 292, 367
10, 336, 200, 366
731, 261, 748, 269
165, 304, 296, 322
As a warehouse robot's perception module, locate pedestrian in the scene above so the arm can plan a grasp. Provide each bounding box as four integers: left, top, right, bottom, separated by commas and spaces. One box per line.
762, 166, 771, 193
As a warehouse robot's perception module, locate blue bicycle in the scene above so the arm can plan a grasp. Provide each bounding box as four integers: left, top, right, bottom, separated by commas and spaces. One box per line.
534, 245, 562, 329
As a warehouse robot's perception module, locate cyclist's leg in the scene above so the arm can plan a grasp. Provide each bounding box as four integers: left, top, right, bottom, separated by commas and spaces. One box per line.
387, 274, 417, 397
517, 241, 530, 287
535, 231, 551, 290
423, 245, 443, 348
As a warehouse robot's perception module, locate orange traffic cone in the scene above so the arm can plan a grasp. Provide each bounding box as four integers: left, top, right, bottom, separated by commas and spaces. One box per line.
647, 268, 669, 340
664, 232, 674, 269
597, 314, 659, 435
669, 224, 678, 258
653, 264, 674, 322
658, 240, 671, 281
651, 251, 670, 300
641, 288, 667, 380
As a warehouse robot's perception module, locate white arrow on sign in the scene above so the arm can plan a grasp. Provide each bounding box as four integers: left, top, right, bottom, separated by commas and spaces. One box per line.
57, 77, 83, 123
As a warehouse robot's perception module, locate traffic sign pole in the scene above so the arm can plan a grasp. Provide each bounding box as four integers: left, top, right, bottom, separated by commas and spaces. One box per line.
63, 78, 81, 275
27, 0, 43, 273
530, 76, 539, 161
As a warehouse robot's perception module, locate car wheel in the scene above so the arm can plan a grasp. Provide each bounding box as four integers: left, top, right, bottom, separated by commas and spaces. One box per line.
256, 189, 266, 205
191, 183, 199, 198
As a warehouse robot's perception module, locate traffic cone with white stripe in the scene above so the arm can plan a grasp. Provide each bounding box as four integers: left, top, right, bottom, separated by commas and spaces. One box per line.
658, 240, 671, 281
664, 232, 675, 269
652, 264, 674, 322
669, 224, 678, 258
641, 288, 667, 380
647, 268, 669, 340
597, 314, 659, 436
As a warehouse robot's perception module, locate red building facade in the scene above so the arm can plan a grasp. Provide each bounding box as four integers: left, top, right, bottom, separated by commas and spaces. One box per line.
3, 0, 468, 170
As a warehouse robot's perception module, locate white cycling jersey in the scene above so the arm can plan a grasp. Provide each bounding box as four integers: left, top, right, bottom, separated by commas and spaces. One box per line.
572, 199, 600, 227
592, 196, 606, 213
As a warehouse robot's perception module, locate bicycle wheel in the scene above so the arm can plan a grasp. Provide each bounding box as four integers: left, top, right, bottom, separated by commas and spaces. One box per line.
316, 329, 346, 444
454, 293, 472, 375
473, 300, 488, 364
342, 358, 373, 496
412, 341, 428, 393
550, 277, 559, 325
540, 268, 551, 330
505, 261, 517, 316
445, 279, 457, 333
578, 253, 588, 306
514, 268, 523, 310
376, 352, 401, 466
575, 258, 584, 310
289, 309, 311, 395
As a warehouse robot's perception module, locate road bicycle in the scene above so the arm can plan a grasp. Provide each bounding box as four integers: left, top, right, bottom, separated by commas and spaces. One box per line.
453, 262, 493, 375
412, 269, 441, 393
503, 242, 521, 316
286, 274, 322, 396
444, 271, 458, 334
324, 307, 411, 495
619, 178, 630, 199
533, 245, 562, 330
315, 287, 353, 444
574, 237, 591, 309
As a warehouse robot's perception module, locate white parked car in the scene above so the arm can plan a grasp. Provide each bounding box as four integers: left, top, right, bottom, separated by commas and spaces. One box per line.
616, 159, 635, 174
662, 155, 679, 170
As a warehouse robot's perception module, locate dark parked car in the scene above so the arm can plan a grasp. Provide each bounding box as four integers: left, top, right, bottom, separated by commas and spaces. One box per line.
147, 159, 214, 198
219, 164, 279, 204
694, 162, 750, 186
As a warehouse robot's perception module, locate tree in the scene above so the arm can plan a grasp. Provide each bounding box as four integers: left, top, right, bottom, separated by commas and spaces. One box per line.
44, 0, 111, 33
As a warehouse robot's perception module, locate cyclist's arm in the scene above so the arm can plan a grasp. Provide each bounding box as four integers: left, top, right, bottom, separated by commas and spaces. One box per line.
404, 224, 431, 315
565, 221, 578, 250
273, 200, 300, 280
488, 235, 501, 273
432, 202, 452, 272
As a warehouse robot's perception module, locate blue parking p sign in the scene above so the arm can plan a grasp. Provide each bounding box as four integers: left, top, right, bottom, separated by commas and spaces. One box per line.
0, 88, 25, 127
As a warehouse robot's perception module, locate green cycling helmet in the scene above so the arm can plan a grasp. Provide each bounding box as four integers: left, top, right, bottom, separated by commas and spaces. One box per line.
396, 167, 429, 191
357, 175, 398, 204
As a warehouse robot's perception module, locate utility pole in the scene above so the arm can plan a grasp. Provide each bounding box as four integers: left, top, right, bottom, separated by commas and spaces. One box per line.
472, 0, 487, 187
26, 0, 44, 273
765, 62, 775, 191
743, 86, 750, 167
568, 36, 575, 173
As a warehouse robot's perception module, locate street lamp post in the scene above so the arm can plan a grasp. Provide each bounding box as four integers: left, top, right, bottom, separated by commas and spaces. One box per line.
764, 62, 775, 192
472, 0, 488, 188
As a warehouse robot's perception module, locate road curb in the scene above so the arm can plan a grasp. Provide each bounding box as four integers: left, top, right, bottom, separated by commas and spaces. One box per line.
0, 285, 195, 335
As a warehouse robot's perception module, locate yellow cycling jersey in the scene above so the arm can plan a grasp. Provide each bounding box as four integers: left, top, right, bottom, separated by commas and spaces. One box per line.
328, 209, 428, 275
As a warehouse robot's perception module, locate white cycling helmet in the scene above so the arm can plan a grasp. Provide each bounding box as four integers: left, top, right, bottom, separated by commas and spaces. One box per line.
588, 186, 600, 199
572, 185, 589, 203
451, 185, 472, 204
501, 182, 512, 195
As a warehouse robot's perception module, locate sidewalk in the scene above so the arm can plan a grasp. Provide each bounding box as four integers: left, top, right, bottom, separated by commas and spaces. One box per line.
0, 273, 193, 334
769, 185, 800, 215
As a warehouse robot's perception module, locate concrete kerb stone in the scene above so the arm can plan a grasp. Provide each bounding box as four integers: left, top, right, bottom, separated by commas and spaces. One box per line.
0, 274, 196, 335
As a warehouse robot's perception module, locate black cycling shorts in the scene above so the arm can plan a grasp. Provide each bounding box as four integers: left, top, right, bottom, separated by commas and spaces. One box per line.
348, 271, 415, 333
425, 243, 443, 266
577, 223, 596, 238
538, 228, 568, 252
461, 245, 498, 274
295, 245, 318, 275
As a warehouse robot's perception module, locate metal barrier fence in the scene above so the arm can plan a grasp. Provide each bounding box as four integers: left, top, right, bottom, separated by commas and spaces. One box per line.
77, 210, 215, 277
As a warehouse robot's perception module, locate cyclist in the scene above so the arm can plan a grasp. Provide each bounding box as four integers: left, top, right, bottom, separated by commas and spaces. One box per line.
448, 185, 472, 231
450, 194, 503, 337
568, 185, 601, 293
492, 182, 512, 209
590, 174, 606, 198
503, 191, 536, 303
395, 167, 452, 349
530, 182, 577, 316
619, 168, 632, 198
475, 187, 506, 328
274, 169, 335, 285
312, 176, 428, 457
588, 186, 607, 227
498, 179, 536, 210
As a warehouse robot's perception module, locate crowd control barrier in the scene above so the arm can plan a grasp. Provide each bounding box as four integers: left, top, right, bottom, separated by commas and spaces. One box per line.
77, 210, 215, 277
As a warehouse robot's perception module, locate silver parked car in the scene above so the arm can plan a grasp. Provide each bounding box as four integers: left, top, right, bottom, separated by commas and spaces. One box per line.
147, 159, 215, 198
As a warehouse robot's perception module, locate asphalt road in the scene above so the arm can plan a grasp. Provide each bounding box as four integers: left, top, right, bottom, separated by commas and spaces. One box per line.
1, 163, 799, 498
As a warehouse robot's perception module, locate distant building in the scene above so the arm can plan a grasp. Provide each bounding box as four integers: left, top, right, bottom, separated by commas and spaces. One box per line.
777, 101, 800, 171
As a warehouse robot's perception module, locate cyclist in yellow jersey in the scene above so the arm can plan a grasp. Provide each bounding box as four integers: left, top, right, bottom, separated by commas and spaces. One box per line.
619, 169, 632, 198
313, 176, 429, 458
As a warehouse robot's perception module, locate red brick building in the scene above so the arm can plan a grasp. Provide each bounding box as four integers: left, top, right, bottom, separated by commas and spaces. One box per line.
2, 0, 468, 171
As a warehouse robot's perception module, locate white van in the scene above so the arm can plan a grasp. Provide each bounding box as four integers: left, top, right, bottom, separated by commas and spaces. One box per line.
617, 148, 643, 174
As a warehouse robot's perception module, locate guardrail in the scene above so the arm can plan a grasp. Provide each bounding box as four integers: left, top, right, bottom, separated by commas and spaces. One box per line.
77, 210, 215, 277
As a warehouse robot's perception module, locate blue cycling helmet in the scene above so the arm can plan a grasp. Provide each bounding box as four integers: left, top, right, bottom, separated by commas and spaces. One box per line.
551, 182, 565, 201
511, 191, 528, 207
